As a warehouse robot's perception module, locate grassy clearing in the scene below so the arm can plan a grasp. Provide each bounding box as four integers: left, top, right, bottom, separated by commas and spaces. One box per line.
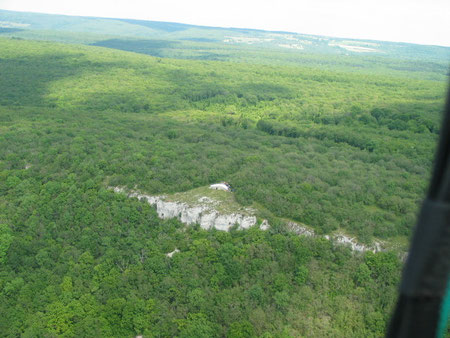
165, 185, 256, 215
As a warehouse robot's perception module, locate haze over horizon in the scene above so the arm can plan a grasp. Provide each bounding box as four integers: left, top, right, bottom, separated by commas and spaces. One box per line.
0, 0, 449, 47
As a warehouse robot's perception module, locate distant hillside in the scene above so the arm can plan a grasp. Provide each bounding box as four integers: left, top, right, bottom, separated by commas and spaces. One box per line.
0, 9, 449, 78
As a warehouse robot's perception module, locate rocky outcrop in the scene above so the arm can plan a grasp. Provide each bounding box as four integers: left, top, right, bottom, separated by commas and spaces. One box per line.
287, 221, 315, 237
260, 219, 270, 231
288, 221, 381, 253
331, 234, 382, 253
166, 248, 180, 258
112, 187, 382, 253
113, 187, 259, 231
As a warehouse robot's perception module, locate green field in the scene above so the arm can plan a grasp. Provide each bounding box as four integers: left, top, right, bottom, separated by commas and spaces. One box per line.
0, 10, 449, 337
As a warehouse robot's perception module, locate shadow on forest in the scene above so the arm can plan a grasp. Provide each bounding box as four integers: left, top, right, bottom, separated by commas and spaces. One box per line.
0, 47, 233, 112
181, 38, 219, 43
0, 52, 133, 108
92, 38, 229, 61
91, 39, 180, 58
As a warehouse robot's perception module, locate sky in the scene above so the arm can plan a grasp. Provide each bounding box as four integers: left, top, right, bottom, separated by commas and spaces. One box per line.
0, 0, 449, 47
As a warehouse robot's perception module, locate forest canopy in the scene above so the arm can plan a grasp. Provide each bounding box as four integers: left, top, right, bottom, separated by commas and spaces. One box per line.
0, 34, 447, 337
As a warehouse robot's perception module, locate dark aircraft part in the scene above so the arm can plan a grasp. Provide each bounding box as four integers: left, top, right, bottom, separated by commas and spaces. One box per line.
387, 85, 450, 337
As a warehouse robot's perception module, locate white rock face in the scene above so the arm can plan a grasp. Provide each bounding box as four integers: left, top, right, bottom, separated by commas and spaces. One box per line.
260, 219, 270, 231
334, 235, 367, 252
112, 187, 382, 253
287, 221, 381, 253
287, 222, 315, 237
199, 212, 216, 230
166, 248, 180, 258
333, 235, 382, 253
114, 187, 257, 231
241, 216, 257, 229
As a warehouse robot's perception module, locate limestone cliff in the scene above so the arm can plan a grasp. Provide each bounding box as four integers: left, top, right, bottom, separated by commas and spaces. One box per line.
112, 186, 382, 253
113, 187, 258, 231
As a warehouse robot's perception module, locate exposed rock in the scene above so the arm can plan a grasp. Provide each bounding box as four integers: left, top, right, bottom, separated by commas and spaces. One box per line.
332, 234, 382, 253
113, 187, 257, 231
260, 219, 270, 231
334, 235, 368, 252
112, 187, 383, 253
166, 248, 180, 258
287, 221, 315, 237
287, 221, 381, 253
199, 211, 217, 230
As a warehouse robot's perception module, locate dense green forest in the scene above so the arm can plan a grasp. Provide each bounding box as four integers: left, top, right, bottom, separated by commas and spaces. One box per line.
0, 29, 448, 337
